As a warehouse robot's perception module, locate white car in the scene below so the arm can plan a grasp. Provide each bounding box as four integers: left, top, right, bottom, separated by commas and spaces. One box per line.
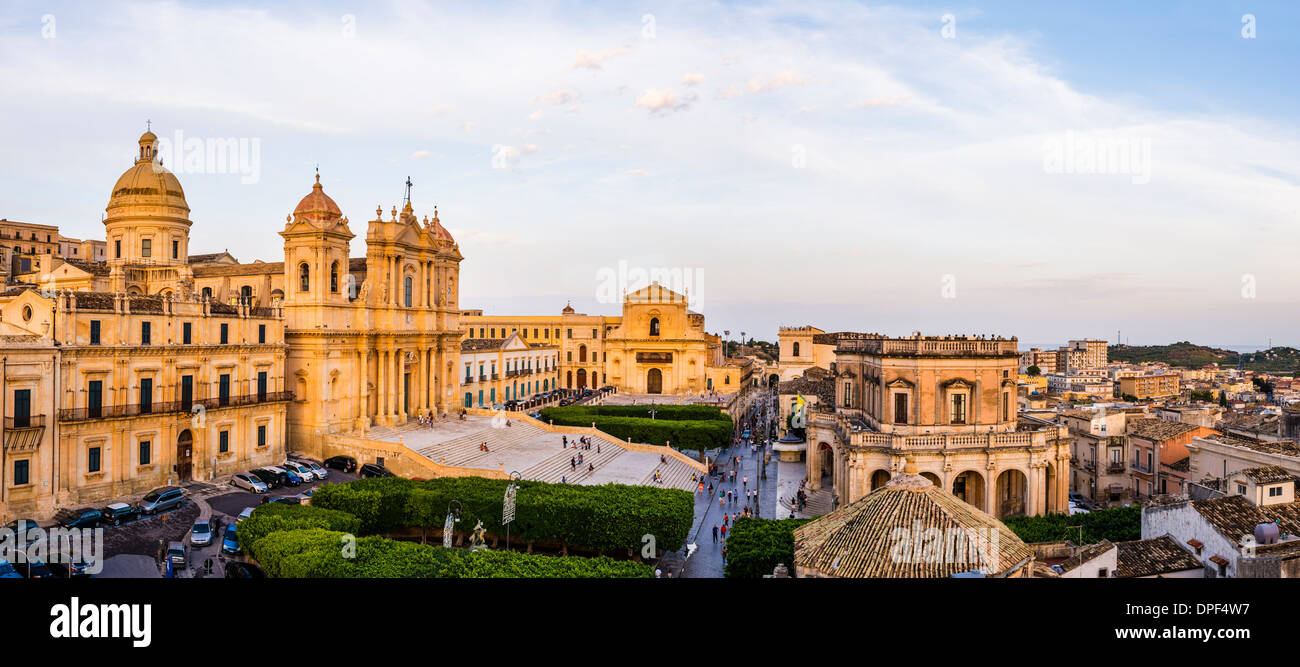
237, 507, 255, 523
231, 472, 268, 494
1067, 501, 1090, 516
282, 461, 318, 482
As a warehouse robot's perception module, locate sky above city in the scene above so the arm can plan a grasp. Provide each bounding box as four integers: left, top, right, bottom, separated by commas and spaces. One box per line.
1, 1, 1297, 349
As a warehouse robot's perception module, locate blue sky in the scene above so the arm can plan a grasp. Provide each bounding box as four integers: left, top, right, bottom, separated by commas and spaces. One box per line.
1, 0, 1297, 349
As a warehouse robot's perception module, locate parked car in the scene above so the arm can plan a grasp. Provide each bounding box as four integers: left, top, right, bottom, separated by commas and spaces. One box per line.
236, 507, 255, 523
300, 460, 327, 480
281, 461, 318, 482
265, 465, 302, 487
528, 412, 542, 420
268, 496, 301, 505
166, 542, 187, 567
359, 463, 394, 478
46, 550, 92, 578
100, 502, 139, 526
0, 558, 22, 579
221, 524, 241, 556
224, 561, 264, 578
54, 508, 101, 529
4, 518, 41, 538
1067, 501, 1091, 516
231, 472, 268, 494
138, 486, 185, 515
324, 455, 357, 473
15, 550, 55, 579
248, 468, 284, 489
190, 520, 215, 547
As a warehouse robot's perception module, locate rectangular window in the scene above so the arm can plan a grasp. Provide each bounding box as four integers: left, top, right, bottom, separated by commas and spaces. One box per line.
1002, 392, 1009, 421
139, 378, 153, 414
13, 459, 29, 486
88, 446, 101, 473
950, 394, 966, 424
141, 238, 151, 257
1238, 484, 1247, 495
87, 380, 103, 419
219, 430, 229, 453
567, 328, 573, 338
894, 393, 909, 424
139, 440, 151, 466
592, 328, 597, 338
257, 371, 268, 400
12, 389, 31, 428
172, 239, 179, 259
257, 425, 267, 448
90, 320, 101, 345
182, 322, 192, 345
258, 324, 266, 344
141, 321, 151, 345
219, 374, 231, 405
181, 375, 193, 410
114, 239, 121, 258
220, 323, 229, 344
1270, 486, 1283, 498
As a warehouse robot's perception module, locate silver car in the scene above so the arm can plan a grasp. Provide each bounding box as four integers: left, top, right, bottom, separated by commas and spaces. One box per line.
281, 461, 317, 482
190, 520, 214, 547
231, 472, 268, 494
300, 459, 327, 480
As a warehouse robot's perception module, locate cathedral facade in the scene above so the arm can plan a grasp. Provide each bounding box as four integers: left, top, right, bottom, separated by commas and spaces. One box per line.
0, 129, 463, 520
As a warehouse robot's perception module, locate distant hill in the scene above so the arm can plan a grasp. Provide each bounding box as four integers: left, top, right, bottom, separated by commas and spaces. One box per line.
1108, 342, 1300, 374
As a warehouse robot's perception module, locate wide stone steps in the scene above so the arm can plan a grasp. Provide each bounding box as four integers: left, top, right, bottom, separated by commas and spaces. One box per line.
778, 488, 834, 518
416, 422, 545, 466
640, 458, 701, 492
522, 439, 626, 484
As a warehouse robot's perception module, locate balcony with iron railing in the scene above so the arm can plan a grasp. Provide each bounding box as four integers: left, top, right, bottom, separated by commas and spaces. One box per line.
4, 415, 47, 430
1106, 462, 1127, 474
58, 391, 293, 422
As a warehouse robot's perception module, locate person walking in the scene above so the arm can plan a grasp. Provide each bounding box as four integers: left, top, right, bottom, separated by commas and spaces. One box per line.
712, 524, 719, 542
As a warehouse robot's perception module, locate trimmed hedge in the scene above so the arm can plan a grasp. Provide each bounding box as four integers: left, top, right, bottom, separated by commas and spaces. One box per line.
248, 528, 654, 578
310, 476, 694, 553
724, 517, 810, 578
1002, 505, 1141, 544
540, 405, 733, 450
238, 503, 363, 550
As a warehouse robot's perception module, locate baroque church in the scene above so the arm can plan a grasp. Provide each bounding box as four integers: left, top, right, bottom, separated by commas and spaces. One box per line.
0, 128, 463, 519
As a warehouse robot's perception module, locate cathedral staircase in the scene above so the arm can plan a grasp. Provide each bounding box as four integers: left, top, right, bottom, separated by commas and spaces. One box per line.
521, 437, 626, 484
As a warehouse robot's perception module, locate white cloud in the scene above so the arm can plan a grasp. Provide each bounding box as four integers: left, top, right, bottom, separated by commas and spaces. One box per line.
411, 149, 431, 159
682, 72, 705, 85
635, 88, 695, 113
625, 168, 648, 176
571, 46, 632, 70
527, 109, 544, 121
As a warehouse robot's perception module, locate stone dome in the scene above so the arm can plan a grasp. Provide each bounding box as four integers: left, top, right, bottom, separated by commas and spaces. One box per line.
293, 173, 342, 219
105, 130, 190, 220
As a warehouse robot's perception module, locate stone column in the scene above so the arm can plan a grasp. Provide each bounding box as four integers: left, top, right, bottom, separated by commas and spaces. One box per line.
377, 347, 388, 425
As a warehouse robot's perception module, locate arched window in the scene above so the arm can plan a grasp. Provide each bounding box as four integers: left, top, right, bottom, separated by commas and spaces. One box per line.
201, 287, 213, 300
240, 285, 253, 302
299, 263, 310, 292
649, 317, 660, 336
404, 276, 413, 307
330, 262, 339, 293
792, 342, 801, 357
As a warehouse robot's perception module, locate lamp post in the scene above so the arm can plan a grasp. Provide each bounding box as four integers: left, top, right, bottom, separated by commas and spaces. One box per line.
443, 499, 463, 548
504, 471, 520, 550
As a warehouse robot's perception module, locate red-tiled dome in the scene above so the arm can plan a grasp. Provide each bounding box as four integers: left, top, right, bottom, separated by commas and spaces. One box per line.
293, 173, 342, 218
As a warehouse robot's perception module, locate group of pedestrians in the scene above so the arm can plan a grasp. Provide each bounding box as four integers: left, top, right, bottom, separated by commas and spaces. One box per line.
562, 434, 597, 453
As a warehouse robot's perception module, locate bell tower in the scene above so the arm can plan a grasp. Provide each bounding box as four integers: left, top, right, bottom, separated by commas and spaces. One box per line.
280, 172, 354, 327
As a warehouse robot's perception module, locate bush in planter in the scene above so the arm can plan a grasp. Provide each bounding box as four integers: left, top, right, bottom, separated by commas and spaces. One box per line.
248, 528, 655, 578
238, 503, 362, 550
311, 477, 694, 553
539, 406, 733, 450
724, 517, 810, 578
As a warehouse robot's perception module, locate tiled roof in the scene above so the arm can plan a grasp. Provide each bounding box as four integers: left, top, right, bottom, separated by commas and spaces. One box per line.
1189, 495, 1273, 541
461, 338, 505, 352
1237, 465, 1293, 484
1127, 417, 1199, 441
1057, 539, 1114, 573
191, 261, 284, 278
63, 259, 111, 276
793, 471, 1033, 578
1113, 536, 1203, 578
